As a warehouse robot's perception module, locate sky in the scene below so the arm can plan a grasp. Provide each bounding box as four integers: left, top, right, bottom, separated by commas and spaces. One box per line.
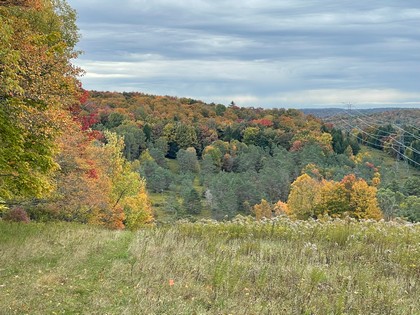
67, 0, 420, 109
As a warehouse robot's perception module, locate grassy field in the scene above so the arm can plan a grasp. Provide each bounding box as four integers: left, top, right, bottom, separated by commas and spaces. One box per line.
361, 146, 420, 181
1, 218, 419, 314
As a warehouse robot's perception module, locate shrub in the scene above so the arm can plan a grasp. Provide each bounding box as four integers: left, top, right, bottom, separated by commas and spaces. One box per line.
2, 207, 30, 223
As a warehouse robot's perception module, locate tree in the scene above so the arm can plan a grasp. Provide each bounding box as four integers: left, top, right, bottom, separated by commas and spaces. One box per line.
215, 104, 226, 116
202, 145, 223, 170
177, 147, 199, 174
287, 174, 320, 219
316, 174, 382, 220
140, 160, 173, 193
403, 177, 420, 196
104, 112, 126, 129
149, 147, 167, 168
253, 199, 272, 220
89, 131, 153, 229
377, 188, 404, 219
314, 180, 349, 218
235, 145, 265, 173
405, 140, 420, 168
40, 118, 111, 223
182, 187, 202, 215
258, 160, 291, 202
0, 1, 81, 201
207, 172, 239, 219
123, 178, 153, 230
163, 122, 198, 155
344, 174, 382, 220
243, 127, 259, 146
114, 122, 146, 161
152, 137, 169, 155
288, 173, 382, 220
273, 200, 290, 216
399, 196, 420, 222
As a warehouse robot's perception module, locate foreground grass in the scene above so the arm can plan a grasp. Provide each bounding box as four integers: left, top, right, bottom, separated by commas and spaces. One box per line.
0, 218, 419, 314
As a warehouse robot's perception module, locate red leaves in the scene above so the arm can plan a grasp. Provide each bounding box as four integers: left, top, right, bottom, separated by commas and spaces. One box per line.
86, 168, 98, 179
290, 140, 303, 152
251, 119, 273, 127
80, 113, 99, 130
79, 89, 89, 105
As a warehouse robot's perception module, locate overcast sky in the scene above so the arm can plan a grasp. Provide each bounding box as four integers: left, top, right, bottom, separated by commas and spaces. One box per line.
67, 0, 420, 108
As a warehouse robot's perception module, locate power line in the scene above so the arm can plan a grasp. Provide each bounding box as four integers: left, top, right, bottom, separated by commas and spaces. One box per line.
349, 106, 420, 141
340, 119, 420, 167
342, 110, 420, 155
344, 109, 397, 136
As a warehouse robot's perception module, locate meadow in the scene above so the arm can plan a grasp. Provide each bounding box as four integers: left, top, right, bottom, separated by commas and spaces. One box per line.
1, 217, 419, 314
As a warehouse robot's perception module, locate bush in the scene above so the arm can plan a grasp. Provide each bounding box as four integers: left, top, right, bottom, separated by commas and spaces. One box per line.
2, 207, 30, 223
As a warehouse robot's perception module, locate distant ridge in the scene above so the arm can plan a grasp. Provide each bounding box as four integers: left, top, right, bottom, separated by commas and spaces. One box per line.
301, 107, 416, 118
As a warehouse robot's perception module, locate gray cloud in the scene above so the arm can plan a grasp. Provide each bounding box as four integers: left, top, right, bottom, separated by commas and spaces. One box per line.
68, 0, 420, 108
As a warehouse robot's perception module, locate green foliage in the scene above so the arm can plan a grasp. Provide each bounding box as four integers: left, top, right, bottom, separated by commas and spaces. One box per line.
207, 173, 240, 219
177, 148, 199, 174
377, 188, 405, 219
403, 176, 420, 196
164, 122, 198, 153
215, 103, 226, 116
104, 112, 127, 129
164, 193, 183, 219
235, 145, 265, 173
399, 196, 420, 222
140, 160, 174, 193
242, 127, 259, 146
113, 122, 146, 161
405, 140, 420, 167
0, 1, 81, 201
0, 99, 58, 199
148, 147, 167, 168
182, 188, 202, 215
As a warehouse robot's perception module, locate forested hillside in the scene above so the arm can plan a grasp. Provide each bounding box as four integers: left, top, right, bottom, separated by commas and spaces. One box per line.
322, 108, 420, 169
71, 91, 419, 222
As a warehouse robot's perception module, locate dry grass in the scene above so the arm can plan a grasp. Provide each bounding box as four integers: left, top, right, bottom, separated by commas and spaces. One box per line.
0, 217, 419, 314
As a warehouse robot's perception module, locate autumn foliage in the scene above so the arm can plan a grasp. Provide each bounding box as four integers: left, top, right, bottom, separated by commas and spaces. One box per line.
0, 1, 153, 229
0, 0, 410, 227
287, 174, 383, 220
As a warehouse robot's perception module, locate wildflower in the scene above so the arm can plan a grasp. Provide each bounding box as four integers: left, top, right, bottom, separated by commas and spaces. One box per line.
169, 279, 175, 286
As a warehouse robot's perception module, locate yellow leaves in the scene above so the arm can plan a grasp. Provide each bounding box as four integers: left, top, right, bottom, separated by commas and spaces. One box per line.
353, 151, 371, 164
315, 179, 349, 217
287, 173, 383, 220
319, 132, 333, 151
139, 149, 154, 164
1, 4, 81, 107
372, 172, 381, 187
350, 178, 382, 220
287, 174, 321, 219
253, 199, 272, 220
273, 200, 290, 216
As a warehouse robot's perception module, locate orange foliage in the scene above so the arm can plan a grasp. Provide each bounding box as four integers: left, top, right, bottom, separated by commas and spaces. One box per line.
253, 199, 272, 220
273, 200, 290, 216
287, 173, 383, 220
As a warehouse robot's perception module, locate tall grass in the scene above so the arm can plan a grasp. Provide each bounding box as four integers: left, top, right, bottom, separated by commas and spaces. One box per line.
0, 217, 419, 314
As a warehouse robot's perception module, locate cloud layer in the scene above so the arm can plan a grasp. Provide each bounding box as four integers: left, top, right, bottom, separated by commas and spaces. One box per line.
68, 0, 420, 108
